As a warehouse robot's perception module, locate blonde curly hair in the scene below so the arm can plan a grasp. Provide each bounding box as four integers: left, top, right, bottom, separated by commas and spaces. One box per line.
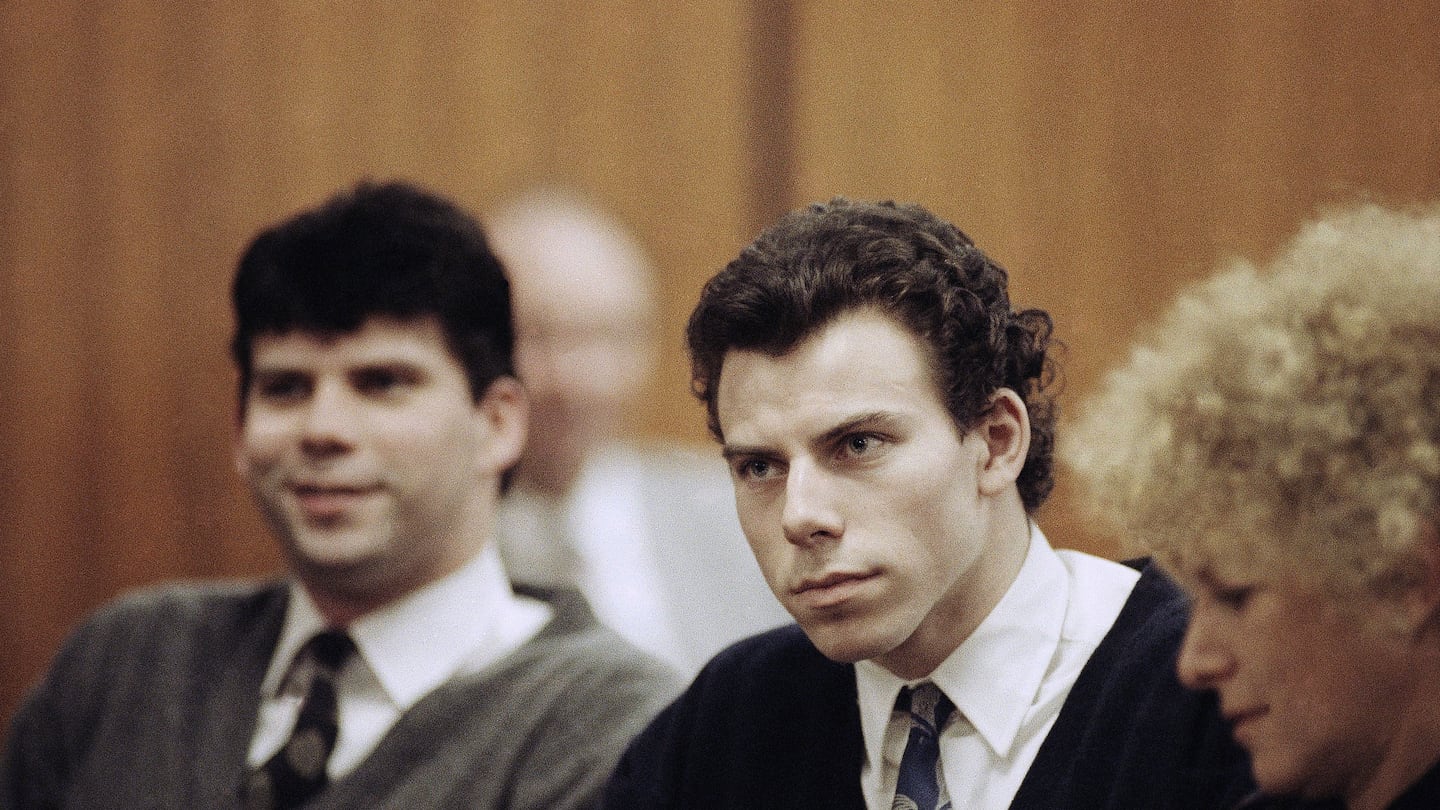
1065, 202, 1440, 602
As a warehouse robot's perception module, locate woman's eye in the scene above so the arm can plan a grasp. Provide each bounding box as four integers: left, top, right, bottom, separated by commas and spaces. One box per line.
1214, 586, 1253, 610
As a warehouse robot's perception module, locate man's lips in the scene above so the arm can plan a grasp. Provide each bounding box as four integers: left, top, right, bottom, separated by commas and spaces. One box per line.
289, 482, 381, 519
791, 570, 879, 609
1224, 706, 1267, 741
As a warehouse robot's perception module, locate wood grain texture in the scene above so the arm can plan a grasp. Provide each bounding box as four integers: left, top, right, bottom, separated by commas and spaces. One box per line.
2, 0, 1437, 724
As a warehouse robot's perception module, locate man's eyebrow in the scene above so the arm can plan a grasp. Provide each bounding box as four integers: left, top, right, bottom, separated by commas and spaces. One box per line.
721, 443, 768, 462
250, 364, 306, 377
721, 412, 902, 461
814, 411, 900, 447
350, 358, 428, 373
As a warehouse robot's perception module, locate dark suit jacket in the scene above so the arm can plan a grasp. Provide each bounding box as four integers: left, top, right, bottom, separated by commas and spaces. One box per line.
604, 561, 1254, 810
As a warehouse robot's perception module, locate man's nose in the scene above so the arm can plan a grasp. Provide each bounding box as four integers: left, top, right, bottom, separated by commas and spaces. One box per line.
780, 461, 843, 547
298, 381, 359, 454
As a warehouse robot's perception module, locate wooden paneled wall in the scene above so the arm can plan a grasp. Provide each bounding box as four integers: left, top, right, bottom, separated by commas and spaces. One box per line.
3, 1, 1437, 725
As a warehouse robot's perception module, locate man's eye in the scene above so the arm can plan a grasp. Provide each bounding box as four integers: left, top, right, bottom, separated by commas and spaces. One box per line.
354, 368, 415, 396
255, 375, 309, 402
736, 459, 775, 481
839, 433, 881, 458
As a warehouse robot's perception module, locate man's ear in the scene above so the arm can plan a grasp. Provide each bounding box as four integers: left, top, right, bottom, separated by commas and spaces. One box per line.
975, 388, 1031, 497
475, 376, 529, 474
232, 410, 249, 480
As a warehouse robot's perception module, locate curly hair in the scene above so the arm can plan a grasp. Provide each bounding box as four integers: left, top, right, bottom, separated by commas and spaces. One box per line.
1065, 202, 1440, 602
687, 198, 1059, 512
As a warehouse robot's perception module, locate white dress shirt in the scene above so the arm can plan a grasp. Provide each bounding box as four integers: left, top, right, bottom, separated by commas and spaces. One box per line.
855, 525, 1141, 810
247, 544, 551, 777
556, 447, 685, 661
498, 445, 695, 669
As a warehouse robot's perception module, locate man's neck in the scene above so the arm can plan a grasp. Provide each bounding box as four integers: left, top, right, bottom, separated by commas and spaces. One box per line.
298, 551, 482, 627
873, 508, 1033, 680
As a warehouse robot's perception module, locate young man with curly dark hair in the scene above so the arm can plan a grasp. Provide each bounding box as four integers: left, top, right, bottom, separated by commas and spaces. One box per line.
605, 198, 1252, 810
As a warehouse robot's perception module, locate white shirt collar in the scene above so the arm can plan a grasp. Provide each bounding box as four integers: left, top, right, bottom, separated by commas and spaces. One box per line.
263, 544, 550, 710
856, 523, 1066, 762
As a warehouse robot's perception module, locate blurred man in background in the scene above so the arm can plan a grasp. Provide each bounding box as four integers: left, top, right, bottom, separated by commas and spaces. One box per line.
487, 189, 787, 672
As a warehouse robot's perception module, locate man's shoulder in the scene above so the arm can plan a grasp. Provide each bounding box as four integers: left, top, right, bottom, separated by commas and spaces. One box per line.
8, 578, 287, 782
95, 577, 282, 618
702, 623, 822, 673
1055, 558, 1192, 687
1036, 556, 1206, 749
1014, 560, 1254, 808
530, 590, 682, 677
600, 624, 867, 810
347, 597, 686, 809
480, 585, 685, 704
681, 623, 854, 709
1106, 559, 1191, 650
70, 578, 283, 645
31, 578, 283, 693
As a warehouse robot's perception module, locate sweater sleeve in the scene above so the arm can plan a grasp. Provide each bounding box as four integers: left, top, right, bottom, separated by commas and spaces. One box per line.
511, 650, 681, 810
601, 687, 691, 809
3, 673, 69, 810
1, 593, 151, 810
2, 582, 282, 810
601, 624, 867, 810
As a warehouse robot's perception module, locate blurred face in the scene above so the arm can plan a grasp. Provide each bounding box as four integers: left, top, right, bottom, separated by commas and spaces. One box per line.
236, 316, 525, 615
499, 220, 656, 495
511, 276, 651, 492
716, 309, 1023, 679
1177, 564, 1413, 802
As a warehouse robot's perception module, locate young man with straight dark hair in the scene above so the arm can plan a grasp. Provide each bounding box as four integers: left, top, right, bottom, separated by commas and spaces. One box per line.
4, 181, 680, 809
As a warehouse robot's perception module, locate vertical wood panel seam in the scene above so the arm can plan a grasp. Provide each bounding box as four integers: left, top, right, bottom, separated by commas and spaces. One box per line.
746, 0, 797, 235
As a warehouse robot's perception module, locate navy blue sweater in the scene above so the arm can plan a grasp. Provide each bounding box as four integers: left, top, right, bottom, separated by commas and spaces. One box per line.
604, 562, 1254, 810
1233, 756, 1440, 809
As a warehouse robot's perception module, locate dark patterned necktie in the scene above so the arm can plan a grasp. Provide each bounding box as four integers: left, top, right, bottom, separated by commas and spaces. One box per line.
891, 682, 956, 810
242, 629, 356, 810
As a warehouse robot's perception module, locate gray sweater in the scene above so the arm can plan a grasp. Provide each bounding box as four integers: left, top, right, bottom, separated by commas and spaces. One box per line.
3, 579, 682, 809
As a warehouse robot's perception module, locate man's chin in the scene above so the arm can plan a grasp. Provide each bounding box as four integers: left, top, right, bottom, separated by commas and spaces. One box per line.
287, 544, 391, 590
799, 620, 896, 665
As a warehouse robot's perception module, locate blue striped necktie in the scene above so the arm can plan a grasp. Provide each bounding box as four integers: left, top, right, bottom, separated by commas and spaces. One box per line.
891, 682, 955, 810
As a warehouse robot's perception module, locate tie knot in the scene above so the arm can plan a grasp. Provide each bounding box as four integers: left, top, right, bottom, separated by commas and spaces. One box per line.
898, 682, 955, 731
305, 629, 355, 672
